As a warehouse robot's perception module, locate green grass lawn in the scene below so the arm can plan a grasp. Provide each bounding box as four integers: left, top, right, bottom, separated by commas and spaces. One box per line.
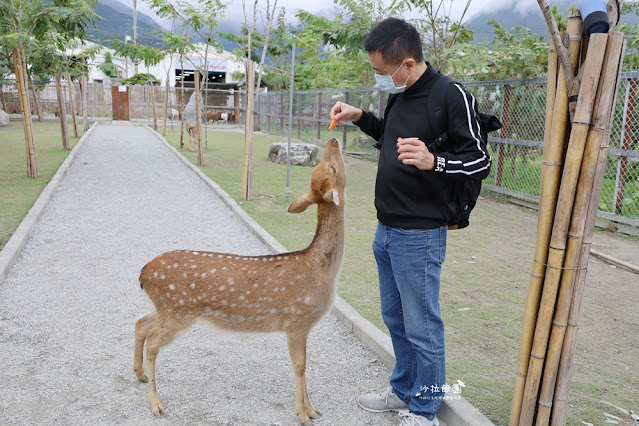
0, 120, 84, 250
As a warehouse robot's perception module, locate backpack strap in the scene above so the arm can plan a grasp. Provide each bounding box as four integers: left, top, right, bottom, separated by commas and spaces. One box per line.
426, 74, 458, 153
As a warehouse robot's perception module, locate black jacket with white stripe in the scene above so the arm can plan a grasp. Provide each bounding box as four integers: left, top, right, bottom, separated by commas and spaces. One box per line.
354, 63, 491, 229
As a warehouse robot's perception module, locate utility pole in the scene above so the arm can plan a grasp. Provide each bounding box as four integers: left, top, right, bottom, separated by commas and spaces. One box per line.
133, 0, 139, 75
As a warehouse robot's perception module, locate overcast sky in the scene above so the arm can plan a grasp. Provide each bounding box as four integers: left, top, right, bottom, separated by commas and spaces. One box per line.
131, 0, 546, 29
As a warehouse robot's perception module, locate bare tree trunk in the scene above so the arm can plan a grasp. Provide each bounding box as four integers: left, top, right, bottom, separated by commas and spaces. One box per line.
13, 45, 39, 178
162, 78, 169, 135
81, 76, 89, 131
150, 82, 157, 130
66, 71, 79, 137
29, 75, 43, 122
55, 68, 70, 150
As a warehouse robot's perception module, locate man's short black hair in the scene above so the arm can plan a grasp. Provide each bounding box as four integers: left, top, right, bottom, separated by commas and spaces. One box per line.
364, 17, 424, 66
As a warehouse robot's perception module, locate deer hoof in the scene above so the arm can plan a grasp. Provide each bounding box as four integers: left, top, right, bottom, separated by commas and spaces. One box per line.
137, 376, 148, 383
309, 410, 322, 418
300, 420, 313, 426
152, 408, 165, 417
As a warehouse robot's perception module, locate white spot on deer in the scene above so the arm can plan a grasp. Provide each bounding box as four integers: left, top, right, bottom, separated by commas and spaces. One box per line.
254, 283, 259, 288
179, 300, 185, 305
205, 307, 214, 315
231, 303, 236, 308
246, 290, 251, 295
189, 283, 196, 289
191, 264, 197, 269
222, 267, 227, 271
221, 300, 227, 305
160, 274, 166, 280
193, 252, 199, 255
219, 285, 226, 291
201, 272, 207, 278
227, 255, 232, 259
173, 263, 178, 268
194, 272, 199, 277
238, 295, 246, 301
211, 296, 217, 301
228, 277, 235, 285
277, 256, 282, 260
269, 257, 274, 262
218, 255, 223, 258
280, 287, 286, 292
274, 287, 279, 293
262, 258, 267, 262
296, 274, 301, 279
304, 296, 311, 304
270, 308, 277, 314
230, 287, 235, 292
167, 265, 172, 270
153, 272, 158, 278
168, 284, 175, 291
211, 268, 217, 274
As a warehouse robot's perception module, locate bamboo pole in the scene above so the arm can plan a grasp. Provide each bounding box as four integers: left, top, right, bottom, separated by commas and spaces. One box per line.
14, 46, 38, 178
162, 78, 168, 135
29, 75, 43, 122
509, 17, 582, 425
551, 32, 627, 426
81, 76, 89, 131
535, 32, 625, 426
242, 60, 255, 200
194, 71, 204, 166
54, 68, 70, 150
65, 71, 79, 138
150, 81, 157, 130
518, 33, 608, 426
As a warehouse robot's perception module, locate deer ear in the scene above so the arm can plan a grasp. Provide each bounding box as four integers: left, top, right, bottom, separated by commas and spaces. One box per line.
323, 189, 340, 206
288, 193, 314, 213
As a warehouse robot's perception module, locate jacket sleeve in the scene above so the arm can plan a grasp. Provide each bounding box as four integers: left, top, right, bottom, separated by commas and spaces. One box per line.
353, 110, 384, 143
431, 83, 491, 181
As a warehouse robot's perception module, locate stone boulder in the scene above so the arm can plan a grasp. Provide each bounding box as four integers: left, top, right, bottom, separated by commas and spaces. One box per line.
0, 109, 9, 127
268, 142, 318, 167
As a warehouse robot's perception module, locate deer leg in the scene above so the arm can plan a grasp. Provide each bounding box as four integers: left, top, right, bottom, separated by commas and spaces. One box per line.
134, 311, 157, 382
145, 321, 183, 416
287, 331, 321, 425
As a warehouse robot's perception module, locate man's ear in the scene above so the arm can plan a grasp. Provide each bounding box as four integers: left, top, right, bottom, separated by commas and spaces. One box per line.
288, 193, 314, 213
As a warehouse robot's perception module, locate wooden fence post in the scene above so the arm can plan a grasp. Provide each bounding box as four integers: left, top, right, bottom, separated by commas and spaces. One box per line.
496, 84, 512, 187
317, 92, 322, 142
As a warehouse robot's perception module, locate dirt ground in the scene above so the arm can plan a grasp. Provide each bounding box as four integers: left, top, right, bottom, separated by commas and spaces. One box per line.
441, 194, 639, 425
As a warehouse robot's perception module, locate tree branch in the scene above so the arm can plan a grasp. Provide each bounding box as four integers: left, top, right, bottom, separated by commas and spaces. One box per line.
537, 0, 574, 93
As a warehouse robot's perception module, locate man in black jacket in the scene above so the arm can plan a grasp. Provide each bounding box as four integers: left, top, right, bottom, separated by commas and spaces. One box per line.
330, 18, 490, 426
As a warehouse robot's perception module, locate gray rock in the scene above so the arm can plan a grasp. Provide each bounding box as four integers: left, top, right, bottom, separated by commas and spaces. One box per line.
269, 142, 318, 167
0, 109, 9, 126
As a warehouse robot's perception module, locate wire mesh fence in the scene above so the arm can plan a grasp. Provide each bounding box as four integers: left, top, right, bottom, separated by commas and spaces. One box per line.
2, 73, 639, 227
256, 73, 639, 228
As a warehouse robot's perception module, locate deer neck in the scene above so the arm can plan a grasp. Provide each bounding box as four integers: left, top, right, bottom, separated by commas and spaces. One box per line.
306, 202, 345, 269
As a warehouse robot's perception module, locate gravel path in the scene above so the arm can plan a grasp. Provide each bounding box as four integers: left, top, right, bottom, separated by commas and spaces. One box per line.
0, 124, 399, 426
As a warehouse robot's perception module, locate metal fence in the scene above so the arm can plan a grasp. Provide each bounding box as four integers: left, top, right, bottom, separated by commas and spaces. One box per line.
254, 73, 639, 228
2, 74, 639, 227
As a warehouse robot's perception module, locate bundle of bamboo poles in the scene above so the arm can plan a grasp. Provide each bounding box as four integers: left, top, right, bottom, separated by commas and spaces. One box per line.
509, 10, 627, 426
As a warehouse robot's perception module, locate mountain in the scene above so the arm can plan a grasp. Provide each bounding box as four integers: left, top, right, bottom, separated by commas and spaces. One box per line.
87, 0, 166, 47
466, 1, 639, 43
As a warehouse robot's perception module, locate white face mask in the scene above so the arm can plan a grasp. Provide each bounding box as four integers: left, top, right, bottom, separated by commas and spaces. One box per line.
374, 60, 410, 94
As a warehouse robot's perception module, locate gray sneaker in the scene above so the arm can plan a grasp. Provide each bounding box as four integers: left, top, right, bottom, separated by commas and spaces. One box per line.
398, 412, 440, 426
358, 386, 409, 413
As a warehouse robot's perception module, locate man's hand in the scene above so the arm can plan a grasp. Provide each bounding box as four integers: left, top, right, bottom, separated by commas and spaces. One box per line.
397, 138, 436, 170
330, 102, 363, 124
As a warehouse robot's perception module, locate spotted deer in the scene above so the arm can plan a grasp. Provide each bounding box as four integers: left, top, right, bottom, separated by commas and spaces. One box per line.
183, 121, 198, 151
134, 138, 346, 425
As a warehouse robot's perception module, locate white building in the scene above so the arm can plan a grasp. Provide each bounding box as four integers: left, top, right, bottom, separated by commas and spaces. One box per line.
68, 40, 244, 88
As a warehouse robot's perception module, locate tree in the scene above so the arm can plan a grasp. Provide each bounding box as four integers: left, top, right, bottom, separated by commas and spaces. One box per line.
99, 51, 118, 79
618, 1, 639, 69
0, 0, 98, 176
393, 0, 473, 73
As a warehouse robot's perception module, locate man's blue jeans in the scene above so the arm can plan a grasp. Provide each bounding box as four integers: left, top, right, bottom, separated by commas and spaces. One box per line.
373, 222, 447, 420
